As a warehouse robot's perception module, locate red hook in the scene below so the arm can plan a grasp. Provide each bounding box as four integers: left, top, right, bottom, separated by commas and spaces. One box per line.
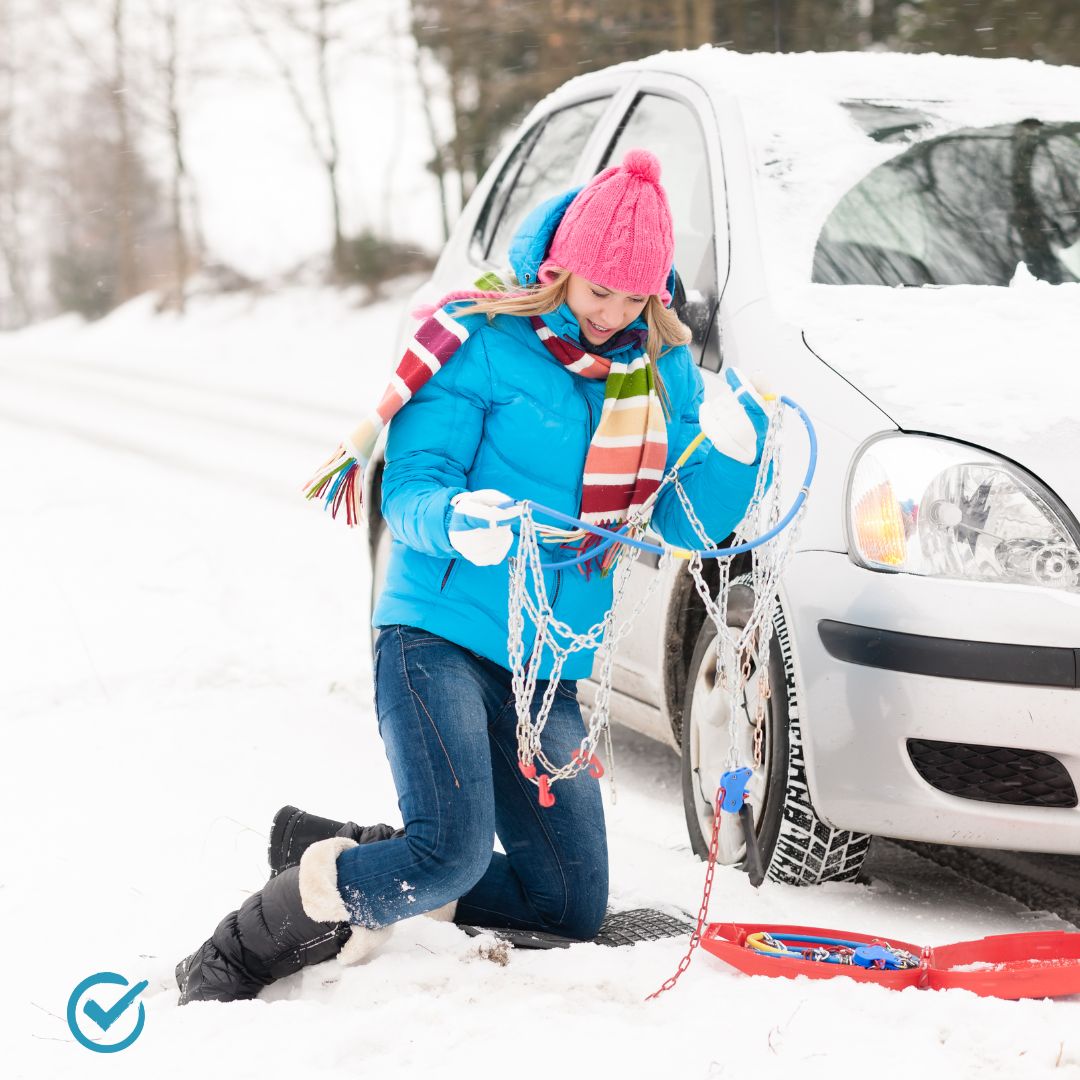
537, 774, 555, 808
572, 749, 605, 779
518, 760, 537, 780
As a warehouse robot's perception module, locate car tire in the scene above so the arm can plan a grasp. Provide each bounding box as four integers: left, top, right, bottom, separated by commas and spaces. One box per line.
680, 576, 871, 885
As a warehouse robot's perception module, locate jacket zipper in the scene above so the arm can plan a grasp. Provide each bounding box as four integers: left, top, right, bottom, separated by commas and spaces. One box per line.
575, 385, 597, 512
550, 570, 562, 609
583, 391, 596, 440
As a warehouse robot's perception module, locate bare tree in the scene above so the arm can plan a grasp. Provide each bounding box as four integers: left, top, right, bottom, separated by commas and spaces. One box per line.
407, 0, 451, 243
0, 0, 34, 326
235, 0, 360, 279
691, 0, 714, 48
409, 0, 685, 210
146, 0, 202, 311
110, 0, 140, 301
45, 0, 142, 303
48, 80, 167, 318
44, 0, 210, 312
671, 0, 690, 50
896, 0, 1080, 65
869, 0, 903, 46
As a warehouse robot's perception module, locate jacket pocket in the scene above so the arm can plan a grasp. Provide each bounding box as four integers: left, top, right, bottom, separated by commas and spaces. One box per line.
550, 570, 562, 610
440, 558, 458, 592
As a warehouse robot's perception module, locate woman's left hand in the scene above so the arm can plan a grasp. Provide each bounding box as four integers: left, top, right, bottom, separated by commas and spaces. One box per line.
447, 489, 521, 565
697, 367, 771, 465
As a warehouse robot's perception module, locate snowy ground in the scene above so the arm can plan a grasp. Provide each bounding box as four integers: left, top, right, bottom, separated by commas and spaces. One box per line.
2, 285, 1079, 1079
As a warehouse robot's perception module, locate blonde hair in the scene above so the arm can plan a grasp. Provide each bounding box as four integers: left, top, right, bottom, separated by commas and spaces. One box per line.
454, 269, 692, 366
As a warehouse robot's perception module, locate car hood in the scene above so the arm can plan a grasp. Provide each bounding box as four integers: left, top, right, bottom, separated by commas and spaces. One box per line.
795, 282, 1080, 519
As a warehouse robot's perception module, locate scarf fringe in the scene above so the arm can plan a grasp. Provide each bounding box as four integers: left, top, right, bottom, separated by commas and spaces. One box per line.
565, 526, 625, 579
303, 443, 362, 526
411, 286, 514, 321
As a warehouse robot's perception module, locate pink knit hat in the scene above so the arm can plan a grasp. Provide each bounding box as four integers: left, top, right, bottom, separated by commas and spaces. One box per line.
541, 148, 674, 303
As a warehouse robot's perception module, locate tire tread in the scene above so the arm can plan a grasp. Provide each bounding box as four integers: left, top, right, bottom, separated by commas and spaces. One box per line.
766, 617, 870, 885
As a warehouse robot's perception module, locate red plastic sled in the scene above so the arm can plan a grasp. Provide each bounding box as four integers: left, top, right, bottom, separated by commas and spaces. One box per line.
702, 921, 1080, 1000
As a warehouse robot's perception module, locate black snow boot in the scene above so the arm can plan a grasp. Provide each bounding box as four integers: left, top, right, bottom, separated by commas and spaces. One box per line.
267, 804, 403, 878
176, 836, 390, 1005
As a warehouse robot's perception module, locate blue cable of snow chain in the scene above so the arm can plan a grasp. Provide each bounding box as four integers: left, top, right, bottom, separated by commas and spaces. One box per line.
521, 396, 817, 570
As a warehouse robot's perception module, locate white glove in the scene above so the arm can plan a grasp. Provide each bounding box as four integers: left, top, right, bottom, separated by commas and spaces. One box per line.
697, 367, 771, 465
447, 489, 521, 566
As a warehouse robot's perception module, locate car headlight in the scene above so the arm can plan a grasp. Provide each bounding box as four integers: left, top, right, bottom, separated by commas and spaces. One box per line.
846, 434, 1080, 592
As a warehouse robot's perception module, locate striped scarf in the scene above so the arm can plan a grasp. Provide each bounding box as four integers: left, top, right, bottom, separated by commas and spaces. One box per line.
303, 305, 667, 555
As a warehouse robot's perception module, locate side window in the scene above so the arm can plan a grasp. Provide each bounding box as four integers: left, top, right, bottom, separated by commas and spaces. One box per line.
472, 97, 610, 272
471, 126, 541, 266
602, 94, 720, 368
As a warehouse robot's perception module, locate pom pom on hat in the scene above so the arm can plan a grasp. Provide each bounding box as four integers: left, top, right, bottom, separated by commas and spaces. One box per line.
621, 148, 662, 184
546, 147, 674, 302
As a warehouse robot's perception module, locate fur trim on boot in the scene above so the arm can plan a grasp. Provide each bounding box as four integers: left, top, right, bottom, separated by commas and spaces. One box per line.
297, 839, 461, 965
338, 900, 457, 965
337, 924, 394, 966
299, 836, 395, 966
298, 836, 356, 922
426, 900, 458, 923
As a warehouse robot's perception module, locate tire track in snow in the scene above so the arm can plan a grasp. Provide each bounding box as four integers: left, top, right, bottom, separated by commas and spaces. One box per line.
889, 840, 1080, 928
0, 405, 292, 501
0, 360, 338, 450
3, 352, 357, 423
0, 353, 342, 499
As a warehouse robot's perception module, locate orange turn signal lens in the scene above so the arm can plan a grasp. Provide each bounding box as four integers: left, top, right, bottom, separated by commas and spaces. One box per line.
852, 481, 907, 567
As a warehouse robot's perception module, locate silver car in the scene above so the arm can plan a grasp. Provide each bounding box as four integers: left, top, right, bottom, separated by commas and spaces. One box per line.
367, 49, 1080, 884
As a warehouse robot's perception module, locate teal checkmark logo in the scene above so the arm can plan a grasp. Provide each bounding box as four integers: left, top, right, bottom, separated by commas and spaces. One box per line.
67, 972, 148, 1053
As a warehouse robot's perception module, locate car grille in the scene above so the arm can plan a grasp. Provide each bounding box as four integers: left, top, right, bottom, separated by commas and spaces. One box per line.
907, 739, 1078, 809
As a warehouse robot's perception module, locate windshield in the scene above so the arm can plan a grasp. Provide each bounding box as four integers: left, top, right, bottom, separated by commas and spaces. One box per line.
814, 120, 1080, 286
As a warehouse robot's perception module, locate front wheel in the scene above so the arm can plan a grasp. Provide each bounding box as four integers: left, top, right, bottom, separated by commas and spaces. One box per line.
679, 578, 871, 886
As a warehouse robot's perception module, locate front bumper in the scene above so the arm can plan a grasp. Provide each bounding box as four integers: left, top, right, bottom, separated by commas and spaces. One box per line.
783, 551, 1080, 854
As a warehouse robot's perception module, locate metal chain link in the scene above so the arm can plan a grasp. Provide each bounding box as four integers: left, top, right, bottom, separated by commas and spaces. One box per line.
509, 401, 808, 823
509, 510, 671, 785
645, 785, 724, 1000
504, 400, 813, 1000
642, 405, 812, 998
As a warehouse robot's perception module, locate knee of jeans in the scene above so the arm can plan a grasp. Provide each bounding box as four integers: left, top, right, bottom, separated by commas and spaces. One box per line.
552, 849, 610, 940
553, 889, 608, 942
522, 863, 608, 941
404, 818, 491, 900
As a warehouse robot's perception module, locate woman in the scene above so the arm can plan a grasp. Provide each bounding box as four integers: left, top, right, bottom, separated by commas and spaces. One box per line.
176, 148, 768, 1004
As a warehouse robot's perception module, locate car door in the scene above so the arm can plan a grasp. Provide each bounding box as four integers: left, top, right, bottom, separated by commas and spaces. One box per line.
595, 76, 730, 715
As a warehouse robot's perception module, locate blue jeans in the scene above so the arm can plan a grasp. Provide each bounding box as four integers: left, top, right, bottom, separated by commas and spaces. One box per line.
334, 624, 609, 939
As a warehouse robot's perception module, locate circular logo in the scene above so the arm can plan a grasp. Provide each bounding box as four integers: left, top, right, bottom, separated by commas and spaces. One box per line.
67, 972, 148, 1053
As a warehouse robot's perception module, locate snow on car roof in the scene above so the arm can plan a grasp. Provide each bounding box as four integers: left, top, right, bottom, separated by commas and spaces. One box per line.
653, 46, 1080, 107
558, 49, 1080, 295
688, 50, 1080, 294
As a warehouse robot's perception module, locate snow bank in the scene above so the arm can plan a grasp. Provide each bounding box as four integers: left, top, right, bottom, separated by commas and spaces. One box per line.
2, 287, 1078, 1079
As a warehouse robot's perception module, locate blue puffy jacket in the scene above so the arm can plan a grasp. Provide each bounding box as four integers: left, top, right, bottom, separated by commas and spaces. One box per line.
372, 194, 762, 679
